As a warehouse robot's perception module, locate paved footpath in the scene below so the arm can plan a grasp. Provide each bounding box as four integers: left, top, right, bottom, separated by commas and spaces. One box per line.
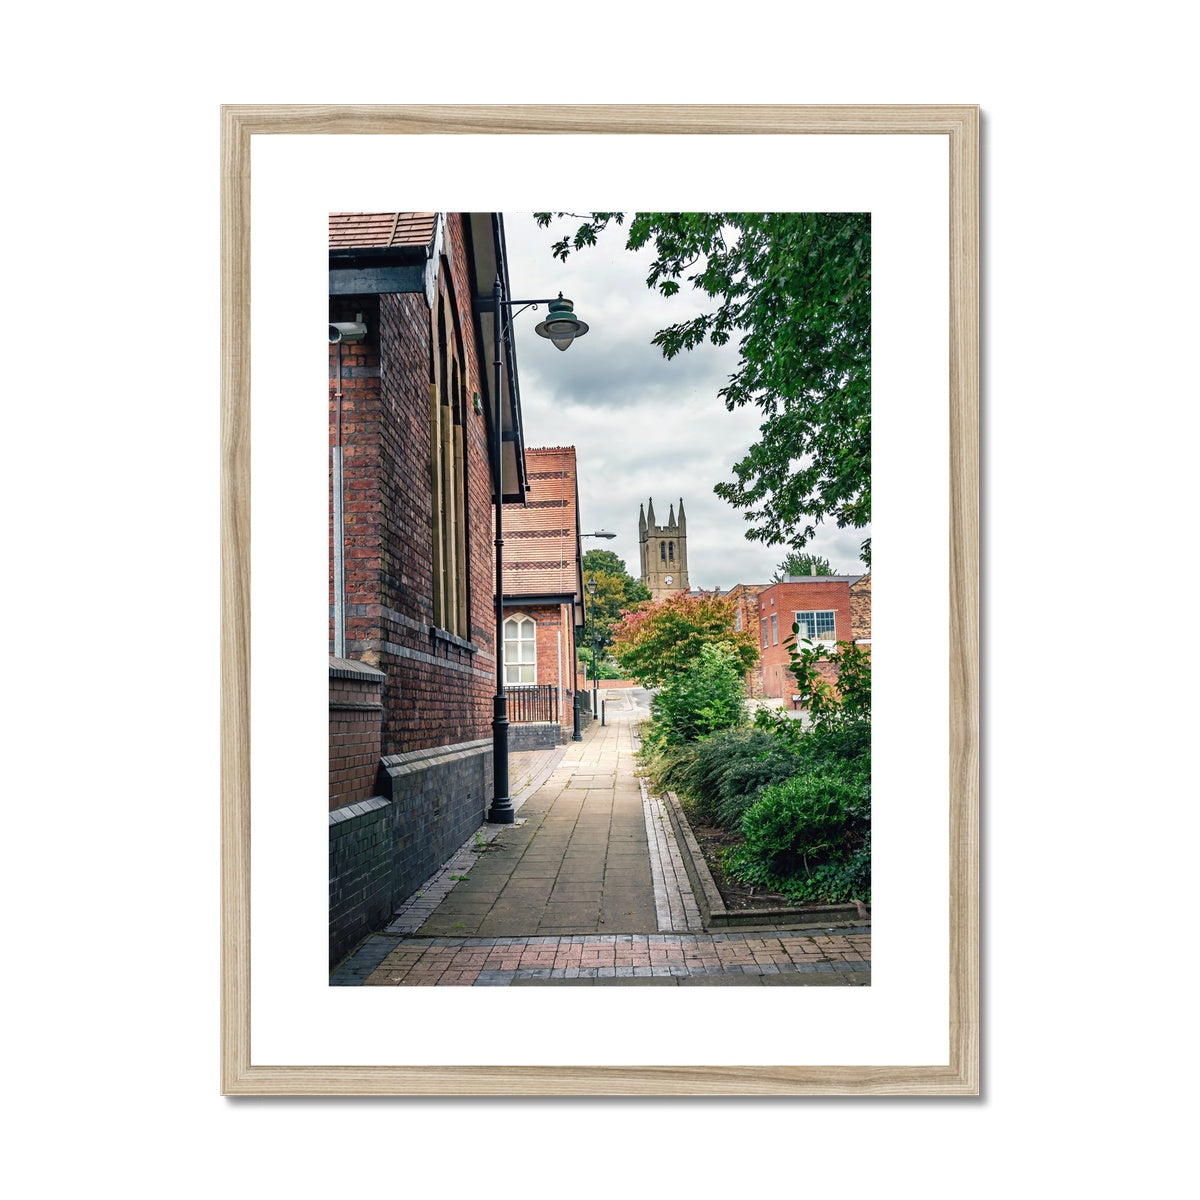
331, 691, 871, 986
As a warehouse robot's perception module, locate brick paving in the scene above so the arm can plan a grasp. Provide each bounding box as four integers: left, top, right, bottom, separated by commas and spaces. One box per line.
332, 928, 871, 986
331, 690, 871, 986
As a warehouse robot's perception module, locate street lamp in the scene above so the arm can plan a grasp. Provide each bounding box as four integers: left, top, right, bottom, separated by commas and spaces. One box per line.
587, 575, 600, 719
574, 533, 613, 740
487, 279, 589, 824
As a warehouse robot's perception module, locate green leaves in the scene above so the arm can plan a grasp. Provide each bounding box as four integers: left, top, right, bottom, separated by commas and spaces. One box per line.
581, 549, 650, 658
610, 590, 758, 688
650, 642, 749, 745
534, 211, 871, 564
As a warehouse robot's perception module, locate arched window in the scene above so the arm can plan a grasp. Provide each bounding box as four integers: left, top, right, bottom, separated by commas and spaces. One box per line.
660, 543, 666, 561
668, 541, 675, 561
503, 614, 537, 685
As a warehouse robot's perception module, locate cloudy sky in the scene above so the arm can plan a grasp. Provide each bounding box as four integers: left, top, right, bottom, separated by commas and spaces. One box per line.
501, 212, 870, 590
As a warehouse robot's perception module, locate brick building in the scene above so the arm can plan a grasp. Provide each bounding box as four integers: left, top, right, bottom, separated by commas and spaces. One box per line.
850, 573, 873, 644
327, 212, 531, 965
752, 575, 864, 701
724, 582, 770, 697
499, 446, 587, 748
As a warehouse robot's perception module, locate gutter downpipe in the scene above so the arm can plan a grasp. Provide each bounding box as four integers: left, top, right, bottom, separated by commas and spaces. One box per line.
332, 340, 347, 659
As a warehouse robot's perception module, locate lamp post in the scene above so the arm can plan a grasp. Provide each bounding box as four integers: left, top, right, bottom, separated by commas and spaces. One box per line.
577, 531, 614, 736
587, 575, 600, 719
487, 279, 589, 824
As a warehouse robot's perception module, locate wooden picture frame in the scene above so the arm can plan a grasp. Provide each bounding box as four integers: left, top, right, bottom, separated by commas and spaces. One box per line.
221, 104, 979, 1095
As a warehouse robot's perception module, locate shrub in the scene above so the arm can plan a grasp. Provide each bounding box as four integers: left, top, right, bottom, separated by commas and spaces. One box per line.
651, 642, 747, 745
678, 728, 806, 828
636, 729, 698, 798
723, 769, 871, 903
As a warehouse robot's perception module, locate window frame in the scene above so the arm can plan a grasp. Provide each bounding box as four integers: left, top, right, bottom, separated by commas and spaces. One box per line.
429, 266, 470, 640
794, 609, 837, 645
503, 613, 538, 687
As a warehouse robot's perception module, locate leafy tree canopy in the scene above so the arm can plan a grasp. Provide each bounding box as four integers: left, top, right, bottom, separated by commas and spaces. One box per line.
610, 590, 759, 688
772, 551, 833, 582
581, 548, 650, 656
535, 212, 871, 565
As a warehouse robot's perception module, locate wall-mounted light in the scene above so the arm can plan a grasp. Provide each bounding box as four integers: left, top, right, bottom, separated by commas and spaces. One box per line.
533, 295, 589, 351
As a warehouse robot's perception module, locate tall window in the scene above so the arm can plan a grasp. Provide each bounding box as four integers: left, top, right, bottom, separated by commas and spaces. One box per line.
430, 271, 468, 637
660, 543, 666, 561
761, 618, 769, 648
795, 610, 837, 644
770, 613, 778, 645
668, 541, 674, 561
503, 615, 537, 685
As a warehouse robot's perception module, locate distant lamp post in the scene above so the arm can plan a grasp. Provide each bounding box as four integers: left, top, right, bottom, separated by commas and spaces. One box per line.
587, 575, 600, 719
576, 532, 613, 738
488, 280, 590, 824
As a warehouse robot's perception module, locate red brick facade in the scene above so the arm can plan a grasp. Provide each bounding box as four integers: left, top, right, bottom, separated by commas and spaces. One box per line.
503, 601, 578, 731
500, 446, 586, 738
328, 661, 386, 811
752, 578, 860, 700
329, 213, 497, 779
725, 583, 770, 697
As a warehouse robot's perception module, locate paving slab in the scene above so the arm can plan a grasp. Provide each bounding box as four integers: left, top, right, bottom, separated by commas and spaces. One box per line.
333, 689, 872, 985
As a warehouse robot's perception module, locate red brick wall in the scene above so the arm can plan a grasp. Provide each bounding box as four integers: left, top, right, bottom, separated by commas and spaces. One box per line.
329, 667, 385, 811
726, 583, 769, 697
506, 601, 579, 731
330, 215, 497, 764
753, 579, 855, 700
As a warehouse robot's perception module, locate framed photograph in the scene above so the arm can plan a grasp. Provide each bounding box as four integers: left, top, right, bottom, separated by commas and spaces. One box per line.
221, 105, 979, 1095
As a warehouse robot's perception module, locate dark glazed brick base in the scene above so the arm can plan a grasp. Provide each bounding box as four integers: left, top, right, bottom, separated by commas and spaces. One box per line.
330, 740, 492, 968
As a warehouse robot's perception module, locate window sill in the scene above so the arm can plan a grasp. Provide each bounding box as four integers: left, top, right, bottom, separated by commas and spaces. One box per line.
430, 627, 477, 654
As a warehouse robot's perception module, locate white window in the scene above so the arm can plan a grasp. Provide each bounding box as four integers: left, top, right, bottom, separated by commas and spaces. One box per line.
770, 613, 778, 645
795, 609, 837, 645
503, 615, 537, 685
761, 618, 769, 648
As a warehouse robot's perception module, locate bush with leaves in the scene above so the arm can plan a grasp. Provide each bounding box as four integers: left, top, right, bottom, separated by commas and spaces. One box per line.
677, 727, 806, 828
723, 769, 871, 904
611, 590, 758, 688
787, 633, 872, 725
651, 642, 748, 745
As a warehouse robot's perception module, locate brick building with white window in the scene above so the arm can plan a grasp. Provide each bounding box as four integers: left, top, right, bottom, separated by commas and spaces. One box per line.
498, 446, 587, 748
751, 575, 865, 701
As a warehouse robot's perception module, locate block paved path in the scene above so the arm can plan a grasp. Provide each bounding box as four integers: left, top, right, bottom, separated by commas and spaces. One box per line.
331, 690, 871, 986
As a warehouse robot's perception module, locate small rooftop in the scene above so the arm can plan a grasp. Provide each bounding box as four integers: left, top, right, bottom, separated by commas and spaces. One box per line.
328, 212, 437, 252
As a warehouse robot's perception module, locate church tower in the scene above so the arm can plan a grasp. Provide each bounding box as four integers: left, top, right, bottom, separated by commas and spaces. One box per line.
639, 497, 690, 599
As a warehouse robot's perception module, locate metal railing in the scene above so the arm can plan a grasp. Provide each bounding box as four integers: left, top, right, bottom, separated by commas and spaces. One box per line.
508, 684, 559, 725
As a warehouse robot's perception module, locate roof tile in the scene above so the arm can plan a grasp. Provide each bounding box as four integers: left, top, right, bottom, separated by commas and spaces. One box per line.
328, 212, 437, 252
501, 447, 580, 597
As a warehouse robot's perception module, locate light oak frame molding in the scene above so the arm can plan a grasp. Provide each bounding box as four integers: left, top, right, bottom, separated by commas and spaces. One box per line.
221, 104, 979, 1096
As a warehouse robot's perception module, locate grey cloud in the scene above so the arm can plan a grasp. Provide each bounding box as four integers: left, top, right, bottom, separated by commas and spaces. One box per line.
504, 211, 871, 591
